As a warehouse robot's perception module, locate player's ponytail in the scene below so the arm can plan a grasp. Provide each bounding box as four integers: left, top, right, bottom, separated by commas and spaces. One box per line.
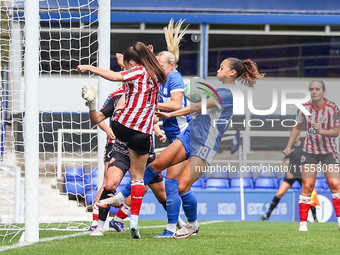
157, 19, 188, 67
228, 58, 265, 87
124, 42, 167, 86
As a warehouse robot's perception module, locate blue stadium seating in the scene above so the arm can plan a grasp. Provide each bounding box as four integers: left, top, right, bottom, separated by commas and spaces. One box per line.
64, 167, 87, 196
279, 179, 302, 190
191, 178, 205, 190
232, 170, 254, 180
230, 178, 254, 189
205, 179, 230, 190
314, 178, 326, 191
209, 171, 231, 179
257, 170, 280, 179
255, 178, 279, 189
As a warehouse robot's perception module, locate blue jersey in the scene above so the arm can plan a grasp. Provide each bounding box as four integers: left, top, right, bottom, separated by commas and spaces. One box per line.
190, 88, 233, 164
159, 71, 190, 142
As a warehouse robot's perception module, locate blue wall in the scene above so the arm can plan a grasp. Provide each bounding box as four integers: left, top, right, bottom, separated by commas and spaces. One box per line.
140, 190, 337, 222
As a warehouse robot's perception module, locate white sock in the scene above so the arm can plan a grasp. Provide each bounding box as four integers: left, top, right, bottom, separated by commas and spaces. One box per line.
130, 214, 139, 222
116, 192, 127, 204
187, 220, 198, 228
337, 217, 340, 224
91, 220, 98, 226
177, 216, 186, 227
97, 220, 105, 231
166, 223, 176, 233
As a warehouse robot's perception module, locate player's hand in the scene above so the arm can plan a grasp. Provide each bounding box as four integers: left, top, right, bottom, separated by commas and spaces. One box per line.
82, 85, 97, 110
312, 123, 320, 133
147, 45, 154, 52
156, 111, 171, 119
77, 65, 91, 73
106, 128, 116, 140
286, 171, 294, 179
116, 53, 125, 69
158, 133, 167, 143
283, 147, 291, 156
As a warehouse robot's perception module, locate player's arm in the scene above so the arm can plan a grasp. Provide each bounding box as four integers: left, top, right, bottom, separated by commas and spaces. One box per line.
312, 123, 339, 137
283, 123, 302, 156
77, 65, 123, 82
97, 121, 115, 140
157, 91, 183, 111
156, 98, 216, 119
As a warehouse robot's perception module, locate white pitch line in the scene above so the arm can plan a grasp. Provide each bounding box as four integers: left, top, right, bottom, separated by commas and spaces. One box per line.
0, 220, 224, 252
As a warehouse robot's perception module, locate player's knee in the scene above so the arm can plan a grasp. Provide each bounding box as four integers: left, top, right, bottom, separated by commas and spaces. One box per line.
302, 181, 314, 194
178, 182, 190, 195
328, 180, 340, 192
105, 179, 120, 190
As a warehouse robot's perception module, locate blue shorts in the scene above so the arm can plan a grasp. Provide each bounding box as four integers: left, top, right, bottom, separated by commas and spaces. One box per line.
190, 136, 217, 166
176, 127, 190, 160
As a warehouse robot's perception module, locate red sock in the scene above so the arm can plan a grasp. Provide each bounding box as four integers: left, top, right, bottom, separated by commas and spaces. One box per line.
92, 204, 99, 221
116, 204, 130, 220
332, 193, 340, 217
130, 180, 145, 216
299, 195, 311, 222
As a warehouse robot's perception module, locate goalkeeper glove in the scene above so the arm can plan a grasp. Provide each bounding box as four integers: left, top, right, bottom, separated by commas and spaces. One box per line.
82, 85, 97, 111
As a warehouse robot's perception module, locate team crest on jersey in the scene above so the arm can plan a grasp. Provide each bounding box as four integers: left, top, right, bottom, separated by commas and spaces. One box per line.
308, 127, 317, 136
319, 117, 327, 123
301, 155, 306, 163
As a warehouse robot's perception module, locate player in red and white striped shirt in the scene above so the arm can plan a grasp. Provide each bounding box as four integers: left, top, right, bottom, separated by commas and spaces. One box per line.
283, 80, 340, 232
77, 42, 167, 239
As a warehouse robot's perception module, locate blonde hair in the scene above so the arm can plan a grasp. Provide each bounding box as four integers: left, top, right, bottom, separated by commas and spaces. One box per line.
157, 19, 188, 65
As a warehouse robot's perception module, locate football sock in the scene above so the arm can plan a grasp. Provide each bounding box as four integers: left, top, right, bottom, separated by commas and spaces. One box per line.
121, 165, 159, 197
130, 180, 145, 216
114, 203, 131, 222
177, 216, 186, 227
97, 219, 105, 231
332, 193, 340, 217
98, 187, 115, 221
267, 196, 280, 217
91, 204, 99, 226
187, 220, 198, 228
180, 189, 198, 223
165, 178, 181, 225
299, 195, 311, 222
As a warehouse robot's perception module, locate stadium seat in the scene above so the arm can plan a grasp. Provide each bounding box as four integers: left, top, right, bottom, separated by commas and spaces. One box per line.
65, 167, 86, 179
109, 207, 119, 214
232, 170, 254, 180
230, 178, 254, 189
209, 171, 231, 179
205, 179, 230, 190
316, 170, 326, 179
323, 179, 330, 191
191, 178, 205, 190
85, 186, 98, 205
255, 178, 279, 189
64, 167, 86, 196
84, 174, 98, 189
279, 178, 302, 190
257, 169, 280, 179
89, 167, 98, 177
314, 178, 326, 191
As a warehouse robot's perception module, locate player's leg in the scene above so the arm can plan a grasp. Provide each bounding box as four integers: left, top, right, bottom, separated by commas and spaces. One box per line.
108, 139, 188, 207
261, 179, 293, 221
92, 165, 125, 235
173, 156, 203, 239
323, 161, 340, 229
299, 160, 317, 232
154, 161, 188, 238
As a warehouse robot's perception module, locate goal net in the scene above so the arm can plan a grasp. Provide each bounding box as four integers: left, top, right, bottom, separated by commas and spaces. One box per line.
0, 0, 112, 242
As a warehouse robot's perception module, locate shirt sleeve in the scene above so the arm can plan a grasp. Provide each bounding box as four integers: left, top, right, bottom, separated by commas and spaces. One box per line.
168, 73, 185, 93
295, 109, 304, 124
120, 67, 144, 83
100, 94, 122, 118
332, 105, 340, 128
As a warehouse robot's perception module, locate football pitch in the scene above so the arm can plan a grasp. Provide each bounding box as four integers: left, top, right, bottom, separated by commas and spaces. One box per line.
1, 220, 340, 254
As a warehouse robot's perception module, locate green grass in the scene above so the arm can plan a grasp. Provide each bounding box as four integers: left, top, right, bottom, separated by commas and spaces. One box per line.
1, 220, 340, 254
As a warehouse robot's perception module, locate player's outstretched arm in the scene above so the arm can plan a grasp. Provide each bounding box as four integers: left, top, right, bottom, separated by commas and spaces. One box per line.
77, 65, 123, 82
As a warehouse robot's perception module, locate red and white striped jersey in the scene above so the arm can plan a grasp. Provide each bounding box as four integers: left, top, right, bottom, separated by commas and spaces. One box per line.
115, 66, 159, 134
296, 99, 340, 154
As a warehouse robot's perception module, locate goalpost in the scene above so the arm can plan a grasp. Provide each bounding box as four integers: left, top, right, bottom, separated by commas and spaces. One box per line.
0, 0, 113, 243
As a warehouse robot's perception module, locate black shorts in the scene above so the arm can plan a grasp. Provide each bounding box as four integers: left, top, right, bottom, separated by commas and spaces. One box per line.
108, 150, 162, 184
283, 178, 302, 186
112, 121, 151, 155
104, 142, 114, 163
301, 152, 339, 165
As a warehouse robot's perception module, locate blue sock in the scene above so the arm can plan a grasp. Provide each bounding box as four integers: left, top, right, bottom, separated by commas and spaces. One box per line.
121, 181, 131, 197
120, 165, 158, 198
165, 178, 181, 224
144, 164, 159, 185
180, 189, 197, 222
